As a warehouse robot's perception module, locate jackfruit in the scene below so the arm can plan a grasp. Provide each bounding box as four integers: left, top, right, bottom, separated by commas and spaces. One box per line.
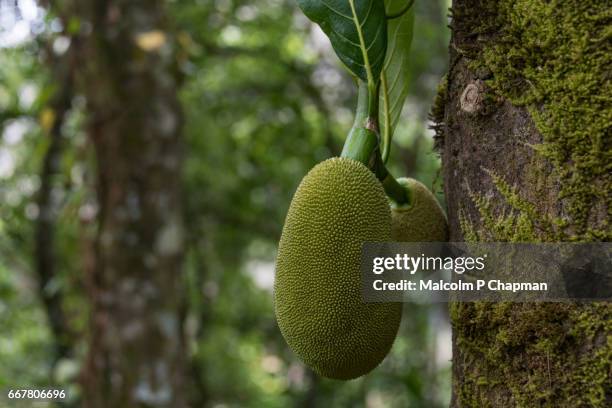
274, 157, 402, 380
390, 178, 448, 242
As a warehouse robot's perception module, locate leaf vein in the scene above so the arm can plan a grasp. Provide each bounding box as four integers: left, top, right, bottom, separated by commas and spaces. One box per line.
321, 0, 352, 20
366, 22, 383, 52
360, 1, 374, 28
383, 20, 406, 70
329, 28, 361, 48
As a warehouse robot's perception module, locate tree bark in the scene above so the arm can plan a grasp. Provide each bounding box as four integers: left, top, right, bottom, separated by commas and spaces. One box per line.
35, 48, 74, 364
438, 0, 611, 406
73, 1, 187, 406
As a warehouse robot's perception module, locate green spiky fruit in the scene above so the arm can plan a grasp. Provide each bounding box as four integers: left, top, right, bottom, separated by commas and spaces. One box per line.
390, 178, 448, 242
274, 157, 402, 380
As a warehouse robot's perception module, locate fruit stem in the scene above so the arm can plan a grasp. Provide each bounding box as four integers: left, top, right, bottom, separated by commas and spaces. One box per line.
351, 80, 370, 130
367, 81, 380, 127
382, 173, 410, 205
341, 127, 379, 167
341, 80, 410, 206
342, 81, 378, 166
371, 153, 411, 205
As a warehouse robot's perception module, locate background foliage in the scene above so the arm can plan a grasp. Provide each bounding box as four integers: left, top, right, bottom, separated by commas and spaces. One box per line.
0, 0, 450, 406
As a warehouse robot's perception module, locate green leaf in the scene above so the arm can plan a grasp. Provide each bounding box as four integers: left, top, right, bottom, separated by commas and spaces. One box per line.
296, 0, 387, 85
379, 0, 414, 161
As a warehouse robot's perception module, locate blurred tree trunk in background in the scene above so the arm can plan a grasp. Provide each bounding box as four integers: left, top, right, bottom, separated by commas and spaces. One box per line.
63, 1, 187, 406
438, 0, 610, 406
35, 34, 76, 365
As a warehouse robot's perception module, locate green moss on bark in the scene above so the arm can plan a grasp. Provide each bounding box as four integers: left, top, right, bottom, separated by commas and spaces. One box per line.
461, 0, 611, 241
430, 74, 448, 149
451, 302, 611, 407
449, 1, 611, 406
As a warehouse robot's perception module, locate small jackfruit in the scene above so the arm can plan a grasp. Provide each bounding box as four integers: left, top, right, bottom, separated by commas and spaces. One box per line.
274, 157, 402, 380
390, 178, 449, 242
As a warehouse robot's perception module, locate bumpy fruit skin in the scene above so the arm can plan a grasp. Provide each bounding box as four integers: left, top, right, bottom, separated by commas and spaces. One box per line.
391, 178, 448, 242
274, 157, 402, 380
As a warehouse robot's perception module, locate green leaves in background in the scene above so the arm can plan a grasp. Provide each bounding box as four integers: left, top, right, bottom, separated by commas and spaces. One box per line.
380, 0, 415, 162
297, 0, 387, 85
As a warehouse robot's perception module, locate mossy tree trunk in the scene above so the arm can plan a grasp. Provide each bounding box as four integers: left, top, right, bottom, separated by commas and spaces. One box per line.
435, 1, 611, 406
70, 1, 188, 406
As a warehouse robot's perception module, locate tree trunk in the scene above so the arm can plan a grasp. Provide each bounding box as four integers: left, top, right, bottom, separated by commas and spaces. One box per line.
74, 1, 187, 406
35, 42, 75, 365
437, 1, 611, 406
